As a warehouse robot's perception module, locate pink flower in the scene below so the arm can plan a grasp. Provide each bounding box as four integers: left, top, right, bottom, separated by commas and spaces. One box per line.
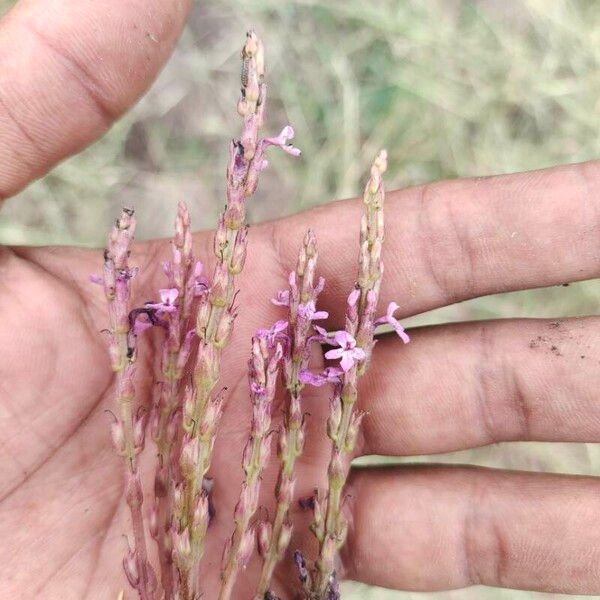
298, 367, 343, 387
263, 125, 301, 156
257, 320, 289, 348
271, 289, 290, 306
192, 262, 210, 296
297, 300, 328, 321
146, 288, 179, 314
324, 331, 366, 372
375, 302, 410, 344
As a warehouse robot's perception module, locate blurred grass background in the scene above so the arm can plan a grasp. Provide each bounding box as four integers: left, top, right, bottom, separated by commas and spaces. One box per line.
1, 0, 600, 598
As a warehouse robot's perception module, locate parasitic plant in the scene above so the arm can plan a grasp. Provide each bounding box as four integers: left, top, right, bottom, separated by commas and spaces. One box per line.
96, 31, 408, 600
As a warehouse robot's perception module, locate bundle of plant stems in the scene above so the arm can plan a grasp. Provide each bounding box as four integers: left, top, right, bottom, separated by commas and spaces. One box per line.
96, 30, 408, 600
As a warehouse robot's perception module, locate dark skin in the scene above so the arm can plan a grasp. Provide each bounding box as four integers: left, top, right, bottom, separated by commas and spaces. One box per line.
2, 1, 600, 598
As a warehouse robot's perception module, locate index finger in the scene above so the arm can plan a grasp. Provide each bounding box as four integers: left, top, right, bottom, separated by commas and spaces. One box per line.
0, 0, 191, 198
274, 161, 600, 320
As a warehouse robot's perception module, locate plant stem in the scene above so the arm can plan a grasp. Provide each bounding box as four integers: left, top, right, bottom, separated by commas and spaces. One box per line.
219, 337, 282, 600
312, 151, 388, 598
104, 208, 155, 600
256, 231, 322, 597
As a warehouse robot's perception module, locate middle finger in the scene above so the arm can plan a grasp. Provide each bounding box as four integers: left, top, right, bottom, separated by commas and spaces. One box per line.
356, 316, 600, 456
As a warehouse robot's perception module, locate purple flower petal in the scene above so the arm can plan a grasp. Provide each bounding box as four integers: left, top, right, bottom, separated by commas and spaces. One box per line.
333, 330, 355, 348
263, 125, 301, 157
339, 352, 355, 372
393, 323, 410, 344
160, 288, 179, 305
375, 301, 410, 344
324, 348, 344, 361
312, 309, 329, 320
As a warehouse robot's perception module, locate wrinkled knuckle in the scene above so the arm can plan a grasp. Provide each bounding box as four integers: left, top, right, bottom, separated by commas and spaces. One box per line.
418, 181, 476, 303
463, 474, 506, 586
25, 22, 121, 124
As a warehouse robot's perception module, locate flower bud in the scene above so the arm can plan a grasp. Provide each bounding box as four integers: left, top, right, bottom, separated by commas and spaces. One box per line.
276, 475, 295, 506
317, 537, 336, 573
345, 411, 365, 453
149, 500, 159, 540
195, 299, 211, 340
173, 529, 191, 564
327, 396, 342, 442
238, 527, 255, 568
296, 245, 307, 278
229, 227, 248, 274
181, 395, 193, 434
278, 427, 288, 458
224, 199, 245, 230
180, 436, 199, 477
257, 521, 272, 557
328, 452, 346, 490
211, 265, 231, 308
311, 492, 325, 541
214, 213, 228, 256
237, 96, 249, 117
214, 309, 236, 348
133, 411, 146, 452
109, 343, 122, 372
192, 493, 210, 533
335, 514, 348, 548
176, 330, 196, 373
258, 435, 273, 470
173, 484, 185, 519
123, 549, 139, 587
110, 420, 125, 453
278, 521, 293, 555
195, 342, 220, 391
234, 484, 251, 522
198, 394, 225, 438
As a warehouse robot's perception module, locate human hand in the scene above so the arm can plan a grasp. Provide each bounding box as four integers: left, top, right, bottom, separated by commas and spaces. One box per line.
1, 2, 600, 599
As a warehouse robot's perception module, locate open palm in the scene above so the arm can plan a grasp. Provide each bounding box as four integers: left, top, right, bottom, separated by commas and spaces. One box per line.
3, 2, 600, 599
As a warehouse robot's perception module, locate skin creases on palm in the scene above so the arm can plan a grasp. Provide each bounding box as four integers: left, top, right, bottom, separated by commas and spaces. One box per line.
0, 228, 337, 599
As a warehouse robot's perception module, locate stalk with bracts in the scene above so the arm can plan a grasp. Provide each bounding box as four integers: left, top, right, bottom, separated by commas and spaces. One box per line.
101, 208, 156, 600
219, 336, 283, 600
255, 230, 327, 598
95, 30, 411, 600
